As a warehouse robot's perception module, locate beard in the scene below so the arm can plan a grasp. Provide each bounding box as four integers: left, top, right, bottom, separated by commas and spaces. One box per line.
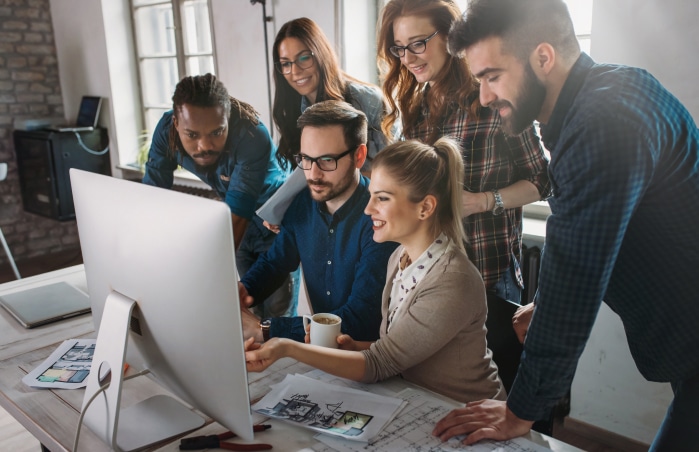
307, 168, 357, 204
492, 62, 546, 136
191, 150, 222, 172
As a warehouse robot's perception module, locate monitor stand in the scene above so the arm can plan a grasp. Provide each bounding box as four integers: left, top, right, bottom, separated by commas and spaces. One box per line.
81, 291, 205, 451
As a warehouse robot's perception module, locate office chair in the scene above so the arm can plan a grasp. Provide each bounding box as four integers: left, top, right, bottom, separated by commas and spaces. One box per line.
0, 163, 21, 280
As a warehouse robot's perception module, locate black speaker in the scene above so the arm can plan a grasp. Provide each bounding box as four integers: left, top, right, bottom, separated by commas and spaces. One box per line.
13, 128, 111, 220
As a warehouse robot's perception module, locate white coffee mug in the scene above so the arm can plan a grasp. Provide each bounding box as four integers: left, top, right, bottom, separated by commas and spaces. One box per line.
302, 313, 342, 348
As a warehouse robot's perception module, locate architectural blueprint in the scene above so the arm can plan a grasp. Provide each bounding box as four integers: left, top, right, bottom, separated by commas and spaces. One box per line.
252, 373, 405, 442
314, 388, 553, 451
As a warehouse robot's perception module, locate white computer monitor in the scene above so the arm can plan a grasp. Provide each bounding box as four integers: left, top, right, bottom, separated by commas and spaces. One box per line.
70, 169, 253, 451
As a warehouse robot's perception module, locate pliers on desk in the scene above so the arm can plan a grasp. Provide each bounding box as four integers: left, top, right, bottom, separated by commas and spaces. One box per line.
179, 425, 272, 451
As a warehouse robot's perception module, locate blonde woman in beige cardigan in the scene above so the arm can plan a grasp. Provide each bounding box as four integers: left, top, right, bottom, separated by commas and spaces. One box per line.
245, 138, 504, 404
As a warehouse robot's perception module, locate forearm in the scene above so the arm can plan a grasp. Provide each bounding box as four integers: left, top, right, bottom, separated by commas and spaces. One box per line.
231, 214, 249, 251
465, 180, 542, 216
283, 339, 367, 381
491, 180, 542, 210
353, 340, 373, 351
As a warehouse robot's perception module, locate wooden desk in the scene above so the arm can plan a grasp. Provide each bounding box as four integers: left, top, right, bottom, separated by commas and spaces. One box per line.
0, 267, 581, 451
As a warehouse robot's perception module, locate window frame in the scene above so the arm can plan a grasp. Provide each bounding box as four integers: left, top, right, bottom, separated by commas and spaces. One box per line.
130, 0, 217, 146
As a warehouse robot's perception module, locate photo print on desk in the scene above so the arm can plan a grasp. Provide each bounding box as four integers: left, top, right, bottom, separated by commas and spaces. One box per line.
22, 339, 96, 389
252, 374, 405, 442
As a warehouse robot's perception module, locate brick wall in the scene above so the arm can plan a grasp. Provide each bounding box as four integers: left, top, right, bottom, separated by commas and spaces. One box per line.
0, 0, 79, 267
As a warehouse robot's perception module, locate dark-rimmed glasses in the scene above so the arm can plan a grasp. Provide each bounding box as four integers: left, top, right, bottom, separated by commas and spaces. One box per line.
389, 30, 439, 58
275, 51, 315, 75
293, 147, 355, 172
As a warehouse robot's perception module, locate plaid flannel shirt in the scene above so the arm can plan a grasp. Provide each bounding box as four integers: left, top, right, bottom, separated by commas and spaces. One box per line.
406, 99, 550, 289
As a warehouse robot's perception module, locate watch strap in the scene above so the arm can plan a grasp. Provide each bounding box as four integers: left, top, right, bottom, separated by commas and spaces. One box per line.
260, 318, 271, 342
491, 189, 505, 215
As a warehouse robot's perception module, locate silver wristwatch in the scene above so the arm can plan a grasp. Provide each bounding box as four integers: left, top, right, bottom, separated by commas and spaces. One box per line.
491, 189, 505, 215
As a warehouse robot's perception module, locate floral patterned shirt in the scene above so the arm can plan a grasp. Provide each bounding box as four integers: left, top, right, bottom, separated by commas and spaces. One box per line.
388, 233, 451, 329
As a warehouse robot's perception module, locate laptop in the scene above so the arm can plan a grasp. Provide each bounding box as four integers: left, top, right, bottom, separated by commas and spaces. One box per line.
47, 96, 102, 132
0, 281, 91, 328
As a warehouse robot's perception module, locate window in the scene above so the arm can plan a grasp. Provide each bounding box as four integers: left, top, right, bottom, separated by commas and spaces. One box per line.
566, 0, 593, 55
131, 0, 216, 136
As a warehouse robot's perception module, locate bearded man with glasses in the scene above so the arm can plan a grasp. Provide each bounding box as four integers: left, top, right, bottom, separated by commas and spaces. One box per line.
239, 101, 397, 343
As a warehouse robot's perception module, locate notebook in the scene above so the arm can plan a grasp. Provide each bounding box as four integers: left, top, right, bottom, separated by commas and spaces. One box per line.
0, 282, 91, 328
47, 96, 102, 132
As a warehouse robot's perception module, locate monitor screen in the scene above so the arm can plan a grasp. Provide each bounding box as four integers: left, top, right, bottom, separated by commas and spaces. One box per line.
76, 96, 102, 127
70, 169, 253, 450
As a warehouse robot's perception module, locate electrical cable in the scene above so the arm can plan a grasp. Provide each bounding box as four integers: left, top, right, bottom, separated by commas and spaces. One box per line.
73, 131, 110, 156
72, 369, 150, 452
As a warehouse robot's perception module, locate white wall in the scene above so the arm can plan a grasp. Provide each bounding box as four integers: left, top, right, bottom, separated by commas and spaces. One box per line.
567, 0, 697, 444
341, 0, 379, 85
98, 0, 142, 170
49, 0, 141, 173
571, 306, 674, 444
590, 0, 699, 121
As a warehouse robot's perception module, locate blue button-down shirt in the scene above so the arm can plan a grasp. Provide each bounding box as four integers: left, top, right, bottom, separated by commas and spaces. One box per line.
241, 175, 398, 342
508, 53, 699, 421
142, 110, 287, 220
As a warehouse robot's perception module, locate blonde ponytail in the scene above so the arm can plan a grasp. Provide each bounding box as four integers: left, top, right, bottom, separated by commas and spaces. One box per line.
372, 137, 466, 252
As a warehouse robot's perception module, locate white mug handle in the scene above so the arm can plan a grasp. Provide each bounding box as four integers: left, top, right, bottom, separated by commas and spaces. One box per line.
302, 314, 313, 332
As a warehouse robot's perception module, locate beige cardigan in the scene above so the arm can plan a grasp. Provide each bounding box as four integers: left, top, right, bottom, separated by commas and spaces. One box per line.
361, 246, 506, 403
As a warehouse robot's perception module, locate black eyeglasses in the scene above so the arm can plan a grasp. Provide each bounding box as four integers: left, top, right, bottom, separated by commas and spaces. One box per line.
389, 30, 439, 58
275, 51, 315, 75
293, 148, 355, 172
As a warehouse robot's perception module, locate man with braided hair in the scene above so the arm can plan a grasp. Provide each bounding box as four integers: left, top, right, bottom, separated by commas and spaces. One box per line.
143, 73, 293, 318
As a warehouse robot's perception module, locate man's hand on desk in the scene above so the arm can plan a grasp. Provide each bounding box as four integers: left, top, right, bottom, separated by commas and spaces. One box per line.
512, 303, 535, 344
432, 399, 533, 445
